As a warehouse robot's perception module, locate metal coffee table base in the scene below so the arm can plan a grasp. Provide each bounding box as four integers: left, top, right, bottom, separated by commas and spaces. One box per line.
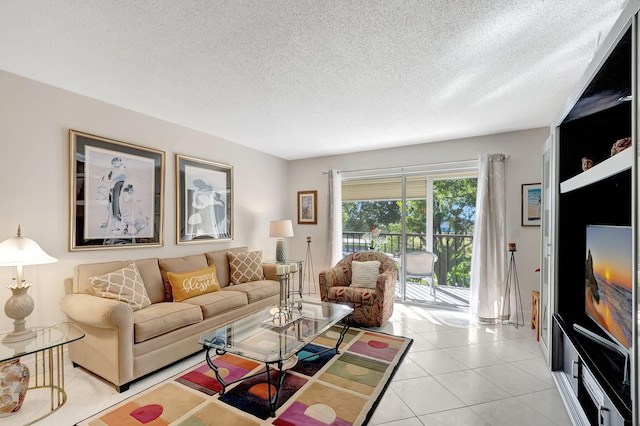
204, 321, 350, 417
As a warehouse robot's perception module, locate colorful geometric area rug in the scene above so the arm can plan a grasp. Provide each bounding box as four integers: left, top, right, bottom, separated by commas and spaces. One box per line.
76, 326, 412, 426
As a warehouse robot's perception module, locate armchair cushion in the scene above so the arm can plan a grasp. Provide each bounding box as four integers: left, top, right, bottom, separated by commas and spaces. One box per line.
351, 260, 381, 288
328, 286, 376, 306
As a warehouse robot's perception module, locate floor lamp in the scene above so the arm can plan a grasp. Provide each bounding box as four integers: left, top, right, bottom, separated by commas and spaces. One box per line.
501, 243, 524, 328
303, 236, 316, 295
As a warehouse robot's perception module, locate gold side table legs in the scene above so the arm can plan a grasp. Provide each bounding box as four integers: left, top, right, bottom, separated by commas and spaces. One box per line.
23, 345, 68, 425
0, 323, 84, 424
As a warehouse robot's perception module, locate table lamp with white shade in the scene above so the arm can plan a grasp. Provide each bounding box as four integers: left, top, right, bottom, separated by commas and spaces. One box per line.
0, 226, 57, 343
269, 220, 294, 263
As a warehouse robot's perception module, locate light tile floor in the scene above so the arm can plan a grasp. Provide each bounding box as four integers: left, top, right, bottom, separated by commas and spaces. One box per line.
10, 303, 572, 425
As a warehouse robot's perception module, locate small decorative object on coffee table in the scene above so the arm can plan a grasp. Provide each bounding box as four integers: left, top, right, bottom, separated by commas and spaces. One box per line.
272, 263, 303, 327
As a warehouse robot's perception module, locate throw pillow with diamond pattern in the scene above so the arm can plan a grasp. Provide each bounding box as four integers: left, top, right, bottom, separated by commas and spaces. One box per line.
90, 262, 151, 310
227, 250, 264, 284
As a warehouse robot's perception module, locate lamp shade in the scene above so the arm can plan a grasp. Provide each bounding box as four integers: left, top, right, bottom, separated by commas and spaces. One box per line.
269, 220, 294, 238
0, 226, 57, 266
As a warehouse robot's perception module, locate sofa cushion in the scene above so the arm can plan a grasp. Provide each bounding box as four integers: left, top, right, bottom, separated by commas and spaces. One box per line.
183, 290, 248, 318
351, 260, 380, 288
133, 302, 203, 343
205, 247, 248, 288
222, 280, 280, 304
167, 264, 221, 302
74, 258, 163, 302
227, 250, 264, 284
89, 263, 152, 311
159, 254, 208, 301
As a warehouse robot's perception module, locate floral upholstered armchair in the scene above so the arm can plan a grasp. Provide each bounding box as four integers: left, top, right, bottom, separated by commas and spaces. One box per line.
319, 251, 397, 327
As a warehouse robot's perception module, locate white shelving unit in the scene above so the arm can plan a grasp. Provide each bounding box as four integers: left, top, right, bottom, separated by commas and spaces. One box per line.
560, 147, 633, 194
544, 1, 639, 424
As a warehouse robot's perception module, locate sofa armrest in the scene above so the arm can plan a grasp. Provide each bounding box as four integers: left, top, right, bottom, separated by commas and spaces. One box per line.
60, 293, 136, 389
262, 263, 279, 281
60, 293, 134, 329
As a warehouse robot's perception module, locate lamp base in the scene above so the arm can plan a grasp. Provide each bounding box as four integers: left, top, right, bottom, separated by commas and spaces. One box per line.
3, 285, 35, 343
276, 239, 286, 263
2, 328, 35, 344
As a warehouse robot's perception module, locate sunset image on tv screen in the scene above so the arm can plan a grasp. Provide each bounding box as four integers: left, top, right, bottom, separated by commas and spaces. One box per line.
585, 225, 632, 349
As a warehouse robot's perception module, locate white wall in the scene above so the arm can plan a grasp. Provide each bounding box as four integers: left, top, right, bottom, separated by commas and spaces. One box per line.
288, 128, 548, 316
0, 70, 288, 332
0, 68, 548, 334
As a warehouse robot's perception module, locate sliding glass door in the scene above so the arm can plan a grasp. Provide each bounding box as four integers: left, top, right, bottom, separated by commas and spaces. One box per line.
342, 172, 476, 308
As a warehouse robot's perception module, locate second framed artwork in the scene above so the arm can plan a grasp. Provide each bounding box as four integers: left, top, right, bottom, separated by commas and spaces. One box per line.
521, 183, 542, 226
176, 154, 233, 243
297, 190, 317, 225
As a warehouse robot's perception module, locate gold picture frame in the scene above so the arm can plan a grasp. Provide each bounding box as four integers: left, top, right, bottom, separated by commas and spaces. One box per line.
176, 154, 233, 243
69, 129, 165, 250
297, 190, 317, 225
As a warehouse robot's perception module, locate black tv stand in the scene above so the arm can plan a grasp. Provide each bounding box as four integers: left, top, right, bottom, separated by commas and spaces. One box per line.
573, 323, 630, 386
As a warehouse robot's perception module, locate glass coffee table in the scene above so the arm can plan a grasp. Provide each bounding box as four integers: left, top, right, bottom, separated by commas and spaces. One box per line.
199, 300, 353, 417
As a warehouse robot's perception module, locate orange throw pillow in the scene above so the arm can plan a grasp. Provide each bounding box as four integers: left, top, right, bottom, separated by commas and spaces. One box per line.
167, 264, 221, 302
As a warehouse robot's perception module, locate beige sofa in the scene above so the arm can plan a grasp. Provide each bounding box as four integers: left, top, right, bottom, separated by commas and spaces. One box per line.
60, 247, 280, 392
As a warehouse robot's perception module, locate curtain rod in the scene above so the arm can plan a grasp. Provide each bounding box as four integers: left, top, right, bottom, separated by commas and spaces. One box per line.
322, 158, 484, 175
322, 154, 510, 175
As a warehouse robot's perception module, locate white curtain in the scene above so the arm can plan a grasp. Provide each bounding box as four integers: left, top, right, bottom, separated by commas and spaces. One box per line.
470, 154, 508, 323
328, 169, 342, 266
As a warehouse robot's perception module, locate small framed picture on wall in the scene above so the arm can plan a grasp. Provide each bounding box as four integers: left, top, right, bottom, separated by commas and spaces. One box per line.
298, 190, 317, 225
521, 183, 541, 226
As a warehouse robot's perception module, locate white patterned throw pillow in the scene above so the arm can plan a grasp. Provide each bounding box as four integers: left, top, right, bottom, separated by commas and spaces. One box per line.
351, 260, 381, 288
228, 251, 264, 284
90, 262, 151, 310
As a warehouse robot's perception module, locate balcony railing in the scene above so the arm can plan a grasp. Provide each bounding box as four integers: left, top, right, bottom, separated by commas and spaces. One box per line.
342, 231, 473, 288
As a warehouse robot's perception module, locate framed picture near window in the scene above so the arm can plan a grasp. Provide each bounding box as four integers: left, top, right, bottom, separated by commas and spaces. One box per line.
521, 183, 542, 226
69, 130, 165, 250
176, 154, 233, 244
298, 190, 317, 225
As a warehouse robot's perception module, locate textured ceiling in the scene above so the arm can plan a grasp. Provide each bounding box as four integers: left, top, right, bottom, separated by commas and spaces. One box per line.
0, 1, 628, 160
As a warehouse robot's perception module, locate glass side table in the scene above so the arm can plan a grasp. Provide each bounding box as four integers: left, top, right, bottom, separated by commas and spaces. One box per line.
0, 322, 84, 425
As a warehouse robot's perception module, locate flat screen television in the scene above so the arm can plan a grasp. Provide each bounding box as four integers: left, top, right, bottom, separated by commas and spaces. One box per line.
584, 224, 633, 350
